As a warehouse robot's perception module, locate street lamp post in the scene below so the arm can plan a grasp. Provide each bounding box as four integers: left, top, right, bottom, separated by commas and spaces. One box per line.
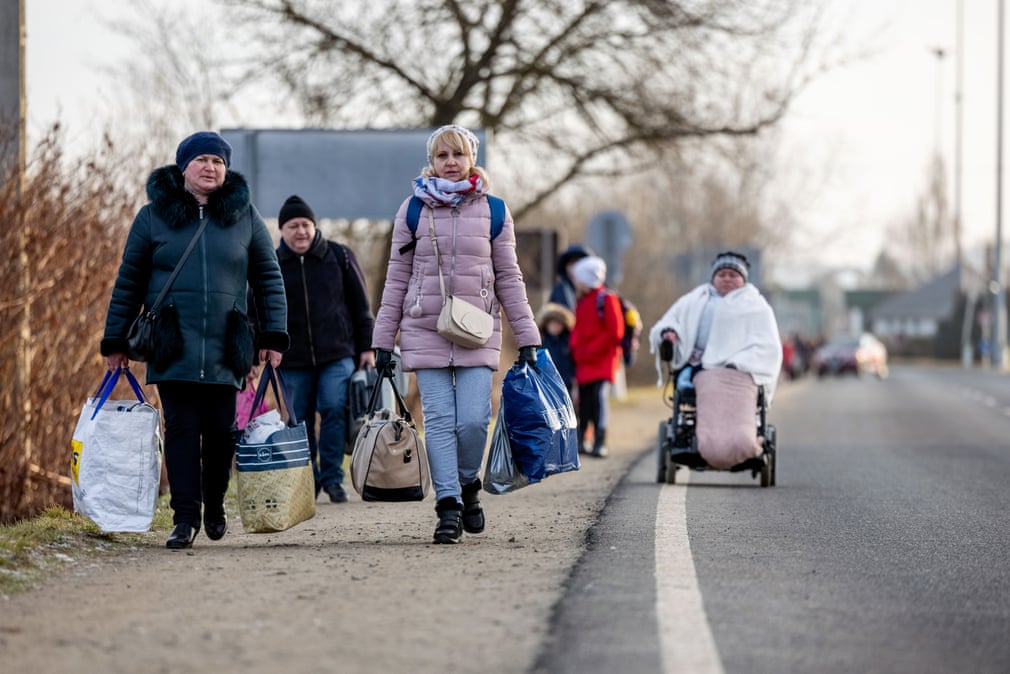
931, 46, 946, 158
956, 0, 975, 368
996, 0, 1007, 368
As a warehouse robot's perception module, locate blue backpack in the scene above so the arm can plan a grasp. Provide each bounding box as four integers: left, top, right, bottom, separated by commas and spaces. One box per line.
398, 195, 506, 255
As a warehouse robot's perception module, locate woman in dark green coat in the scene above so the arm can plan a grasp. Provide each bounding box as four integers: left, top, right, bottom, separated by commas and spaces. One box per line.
102, 131, 288, 549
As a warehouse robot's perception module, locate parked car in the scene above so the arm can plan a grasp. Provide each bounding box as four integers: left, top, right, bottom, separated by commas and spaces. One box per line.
812, 333, 888, 379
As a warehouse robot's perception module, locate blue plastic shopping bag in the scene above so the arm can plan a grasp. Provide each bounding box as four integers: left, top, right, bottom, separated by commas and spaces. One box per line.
501, 348, 580, 482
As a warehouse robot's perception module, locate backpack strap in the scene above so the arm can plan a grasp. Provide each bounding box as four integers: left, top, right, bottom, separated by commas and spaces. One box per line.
400, 194, 505, 255
332, 241, 348, 270
595, 289, 608, 318
487, 195, 505, 240
398, 196, 426, 255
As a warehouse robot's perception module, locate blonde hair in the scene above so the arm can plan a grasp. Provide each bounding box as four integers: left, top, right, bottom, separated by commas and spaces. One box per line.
422, 127, 490, 188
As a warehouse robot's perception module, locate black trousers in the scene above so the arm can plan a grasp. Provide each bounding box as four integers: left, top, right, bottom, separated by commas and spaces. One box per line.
577, 379, 611, 448
157, 382, 237, 526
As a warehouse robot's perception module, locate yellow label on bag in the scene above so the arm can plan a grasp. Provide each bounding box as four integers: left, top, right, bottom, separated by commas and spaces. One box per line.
71, 439, 82, 485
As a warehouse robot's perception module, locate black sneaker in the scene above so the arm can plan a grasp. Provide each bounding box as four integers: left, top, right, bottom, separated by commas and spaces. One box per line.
325, 483, 348, 503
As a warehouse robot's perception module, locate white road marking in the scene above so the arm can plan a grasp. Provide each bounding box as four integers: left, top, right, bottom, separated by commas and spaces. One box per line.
655, 470, 724, 673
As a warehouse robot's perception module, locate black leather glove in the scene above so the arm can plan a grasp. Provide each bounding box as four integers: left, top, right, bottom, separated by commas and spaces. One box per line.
375, 348, 393, 374
659, 340, 674, 362
517, 346, 538, 370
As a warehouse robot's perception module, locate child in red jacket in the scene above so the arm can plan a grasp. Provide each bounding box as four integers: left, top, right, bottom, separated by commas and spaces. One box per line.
569, 256, 624, 458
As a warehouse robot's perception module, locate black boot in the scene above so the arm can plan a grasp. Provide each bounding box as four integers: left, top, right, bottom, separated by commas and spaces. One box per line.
166, 522, 199, 549
203, 503, 227, 541
592, 428, 609, 458
461, 479, 485, 534
433, 497, 463, 544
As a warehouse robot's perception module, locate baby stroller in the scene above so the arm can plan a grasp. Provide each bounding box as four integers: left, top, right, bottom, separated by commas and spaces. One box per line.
655, 343, 777, 487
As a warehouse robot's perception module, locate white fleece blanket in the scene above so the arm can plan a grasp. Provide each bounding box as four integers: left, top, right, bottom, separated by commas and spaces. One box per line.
648, 283, 782, 402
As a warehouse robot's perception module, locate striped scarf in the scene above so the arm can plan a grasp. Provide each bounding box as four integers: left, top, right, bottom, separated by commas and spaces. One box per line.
412, 174, 483, 208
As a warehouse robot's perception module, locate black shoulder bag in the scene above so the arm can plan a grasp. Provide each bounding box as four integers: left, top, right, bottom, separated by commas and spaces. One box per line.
127, 217, 209, 362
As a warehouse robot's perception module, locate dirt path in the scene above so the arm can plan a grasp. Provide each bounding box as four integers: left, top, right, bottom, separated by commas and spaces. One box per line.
2, 390, 668, 674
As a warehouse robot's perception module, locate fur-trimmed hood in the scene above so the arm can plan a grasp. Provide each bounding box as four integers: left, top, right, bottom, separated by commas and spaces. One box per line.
146, 165, 252, 230
537, 302, 575, 332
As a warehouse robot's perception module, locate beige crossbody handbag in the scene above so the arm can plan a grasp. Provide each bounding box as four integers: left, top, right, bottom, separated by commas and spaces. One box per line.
428, 207, 494, 348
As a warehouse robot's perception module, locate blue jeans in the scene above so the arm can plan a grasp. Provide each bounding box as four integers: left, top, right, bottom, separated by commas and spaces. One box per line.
415, 366, 493, 502
677, 365, 698, 391
281, 358, 355, 491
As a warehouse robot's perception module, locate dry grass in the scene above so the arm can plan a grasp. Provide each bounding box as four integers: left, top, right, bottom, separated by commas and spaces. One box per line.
0, 127, 141, 524
0, 503, 169, 597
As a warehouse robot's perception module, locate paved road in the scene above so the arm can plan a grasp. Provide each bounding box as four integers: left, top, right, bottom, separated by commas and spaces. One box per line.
536, 364, 1010, 673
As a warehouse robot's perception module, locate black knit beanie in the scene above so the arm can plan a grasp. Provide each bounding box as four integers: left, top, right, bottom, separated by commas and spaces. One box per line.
278, 195, 316, 228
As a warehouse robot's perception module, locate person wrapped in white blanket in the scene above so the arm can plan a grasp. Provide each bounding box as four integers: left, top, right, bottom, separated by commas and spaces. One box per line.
648, 251, 782, 469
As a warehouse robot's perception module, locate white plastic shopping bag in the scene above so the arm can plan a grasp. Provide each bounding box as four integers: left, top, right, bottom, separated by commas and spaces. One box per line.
71, 368, 162, 533
242, 408, 284, 444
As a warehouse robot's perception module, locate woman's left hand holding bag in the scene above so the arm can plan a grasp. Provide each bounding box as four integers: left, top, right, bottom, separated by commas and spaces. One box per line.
106, 353, 128, 370
260, 349, 283, 369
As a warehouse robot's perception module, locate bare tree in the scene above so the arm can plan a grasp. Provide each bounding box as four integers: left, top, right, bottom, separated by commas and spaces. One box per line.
519, 133, 802, 372
100, 0, 836, 335
867, 250, 911, 290
102, 1, 246, 167
890, 154, 955, 283
207, 0, 828, 218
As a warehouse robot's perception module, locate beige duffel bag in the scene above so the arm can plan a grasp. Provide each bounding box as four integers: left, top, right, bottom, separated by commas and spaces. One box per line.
350, 367, 430, 502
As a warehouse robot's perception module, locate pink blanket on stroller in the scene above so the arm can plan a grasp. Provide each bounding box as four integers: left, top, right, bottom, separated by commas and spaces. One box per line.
694, 367, 761, 469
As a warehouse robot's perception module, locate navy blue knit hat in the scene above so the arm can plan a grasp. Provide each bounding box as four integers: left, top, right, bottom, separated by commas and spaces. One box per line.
175, 131, 232, 171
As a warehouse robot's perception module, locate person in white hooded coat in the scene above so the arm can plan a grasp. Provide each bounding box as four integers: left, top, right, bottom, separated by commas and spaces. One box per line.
648, 251, 782, 468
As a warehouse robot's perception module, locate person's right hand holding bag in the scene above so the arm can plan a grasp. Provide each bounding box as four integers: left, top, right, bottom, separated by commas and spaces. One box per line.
516, 345, 538, 371
374, 348, 393, 374
502, 347, 579, 482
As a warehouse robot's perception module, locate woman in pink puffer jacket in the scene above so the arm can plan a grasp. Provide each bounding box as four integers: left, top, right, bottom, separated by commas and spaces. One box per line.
372, 125, 541, 544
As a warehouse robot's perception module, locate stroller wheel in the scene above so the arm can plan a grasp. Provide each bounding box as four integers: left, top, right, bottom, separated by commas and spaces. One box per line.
760, 453, 772, 487
765, 425, 777, 487
656, 421, 670, 483
665, 460, 678, 484
658, 418, 674, 483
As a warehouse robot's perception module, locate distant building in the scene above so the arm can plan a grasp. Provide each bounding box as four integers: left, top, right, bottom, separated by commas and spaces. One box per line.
869, 265, 987, 358
844, 289, 895, 336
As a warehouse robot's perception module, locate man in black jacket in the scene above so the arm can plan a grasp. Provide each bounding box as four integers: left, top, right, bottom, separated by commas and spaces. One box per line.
275, 195, 375, 502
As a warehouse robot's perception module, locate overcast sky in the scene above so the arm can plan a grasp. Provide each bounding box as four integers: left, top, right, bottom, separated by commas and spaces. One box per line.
23, 0, 998, 281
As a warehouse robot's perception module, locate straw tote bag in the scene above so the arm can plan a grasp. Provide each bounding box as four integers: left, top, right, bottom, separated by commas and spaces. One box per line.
234, 364, 316, 533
